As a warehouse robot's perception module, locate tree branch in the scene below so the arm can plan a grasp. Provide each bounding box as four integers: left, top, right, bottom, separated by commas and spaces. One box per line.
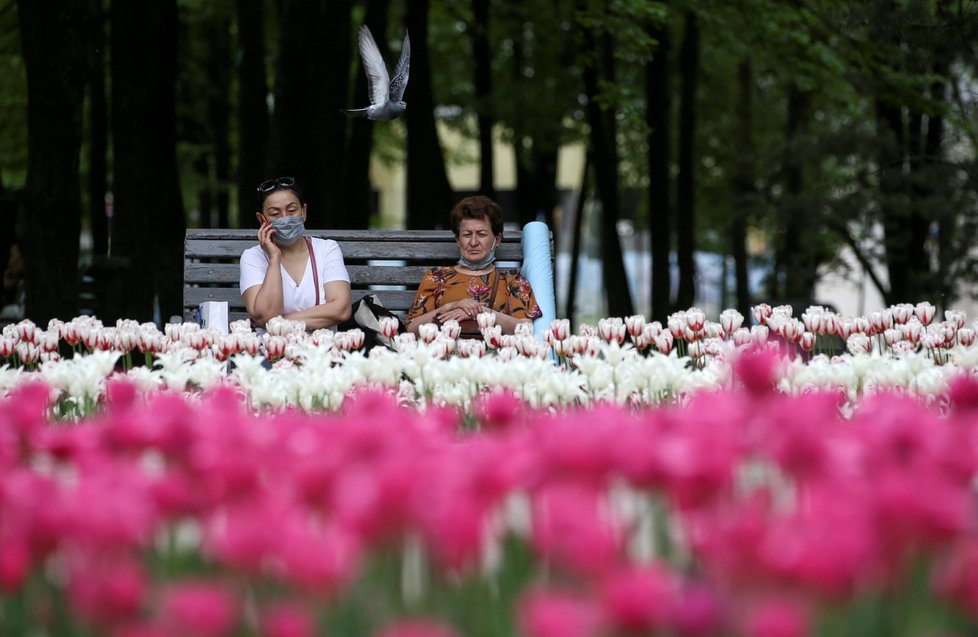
824, 218, 891, 303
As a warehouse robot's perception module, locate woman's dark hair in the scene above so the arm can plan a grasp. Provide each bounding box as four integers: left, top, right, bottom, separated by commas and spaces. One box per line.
449, 195, 503, 237
256, 176, 304, 211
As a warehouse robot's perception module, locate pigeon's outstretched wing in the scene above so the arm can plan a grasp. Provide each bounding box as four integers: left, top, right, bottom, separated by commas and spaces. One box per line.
343, 25, 410, 121
358, 25, 390, 109
389, 31, 410, 102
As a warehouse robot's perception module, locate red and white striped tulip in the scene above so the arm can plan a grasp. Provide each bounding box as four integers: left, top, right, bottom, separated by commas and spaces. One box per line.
915, 302, 936, 326
379, 316, 401, 339
751, 325, 770, 346
598, 318, 626, 345
883, 329, 903, 347
440, 319, 461, 341
418, 323, 439, 345
901, 318, 923, 344
945, 309, 966, 329
752, 303, 772, 325
719, 309, 744, 335
892, 303, 914, 324
654, 332, 674, 355
958, 327, 976, 347
0, 336, 14, 358
799, 331, 815, 352
732, 327, 752, 347
846, 333, 872, 355
624, 315, 646, 338
265, 335, 287, 359
550, 318, 570, 342
686, 307, 706, 332
477, 310, 497, 330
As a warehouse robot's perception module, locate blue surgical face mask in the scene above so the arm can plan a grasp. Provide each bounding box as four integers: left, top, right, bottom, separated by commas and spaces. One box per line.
270, 215, 305, 247
457, 237, 497, 270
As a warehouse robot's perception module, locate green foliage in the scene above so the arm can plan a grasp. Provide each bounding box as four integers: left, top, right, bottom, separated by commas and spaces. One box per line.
0, 0, 26, 189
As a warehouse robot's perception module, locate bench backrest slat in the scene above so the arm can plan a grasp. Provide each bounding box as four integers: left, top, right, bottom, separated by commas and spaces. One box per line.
183, 229, 549, 323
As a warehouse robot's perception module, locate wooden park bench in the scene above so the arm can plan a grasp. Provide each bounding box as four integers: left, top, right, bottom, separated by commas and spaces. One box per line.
183, 228, 551, 324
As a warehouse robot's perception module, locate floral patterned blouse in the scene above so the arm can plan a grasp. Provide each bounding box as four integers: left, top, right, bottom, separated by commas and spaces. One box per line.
408, 267, 542, 322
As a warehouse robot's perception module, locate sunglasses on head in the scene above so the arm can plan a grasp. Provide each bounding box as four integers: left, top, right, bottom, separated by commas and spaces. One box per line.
257, 176, 296, 193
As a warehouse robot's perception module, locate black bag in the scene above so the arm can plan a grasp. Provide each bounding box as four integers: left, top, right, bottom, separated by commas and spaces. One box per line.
337, 294, 407, 351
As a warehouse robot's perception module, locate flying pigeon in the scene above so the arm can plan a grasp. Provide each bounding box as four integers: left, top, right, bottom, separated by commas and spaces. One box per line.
343, 25, 410, 121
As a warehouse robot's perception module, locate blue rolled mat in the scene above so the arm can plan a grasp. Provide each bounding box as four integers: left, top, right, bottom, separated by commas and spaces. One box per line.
520, 221, 557, 340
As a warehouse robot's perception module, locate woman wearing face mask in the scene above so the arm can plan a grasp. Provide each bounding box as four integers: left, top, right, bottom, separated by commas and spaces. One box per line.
239, 177, 352, 330
407, 195, 541, 335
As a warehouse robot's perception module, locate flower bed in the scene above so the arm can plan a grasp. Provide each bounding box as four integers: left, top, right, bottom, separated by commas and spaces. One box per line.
1, 302, 977, 417
2, 346, 978, 636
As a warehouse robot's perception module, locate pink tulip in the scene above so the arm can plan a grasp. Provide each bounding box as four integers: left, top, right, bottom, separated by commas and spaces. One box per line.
742, 598, 810, 637
259, 603, 316, 637
474, 389, 525, 430
160, 580, 240, 637
519, 589, 605, 637
68, 555, 147, 627
672, 582, 725, 637
600, 564, 677, 634
0, 537, 30, 593
531, 483, 621, 577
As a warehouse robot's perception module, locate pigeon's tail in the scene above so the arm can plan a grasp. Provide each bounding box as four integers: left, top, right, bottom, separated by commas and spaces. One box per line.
340, 108, 370, 118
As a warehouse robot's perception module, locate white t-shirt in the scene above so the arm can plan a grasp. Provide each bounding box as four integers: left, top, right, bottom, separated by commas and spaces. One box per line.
239, 237, 350, 314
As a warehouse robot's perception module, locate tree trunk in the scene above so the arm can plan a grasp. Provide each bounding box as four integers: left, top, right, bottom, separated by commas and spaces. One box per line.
927, 67, 950, 309
646, 20, 671, 323
405, 0, 455, 229
514, 144, 558, 227
581, 16, 633, 317
472, 0, 495, 199
16, 0, 88, 323
235, 0, 269, 222
731, 59, 753, 319
780, 86, 816, 304
344, 0, 391, 229
111, 0, 185, 322
86, 0, 108, 256
205, 12, 232, 228
674, 11, 698, 311
876, 96, 907, 306
565, 153, 589, 325
270, 0, 351, 228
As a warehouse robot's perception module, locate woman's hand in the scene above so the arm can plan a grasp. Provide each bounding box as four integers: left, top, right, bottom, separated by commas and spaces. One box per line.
257, 221, 282, 261
436, 298, 486, 323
